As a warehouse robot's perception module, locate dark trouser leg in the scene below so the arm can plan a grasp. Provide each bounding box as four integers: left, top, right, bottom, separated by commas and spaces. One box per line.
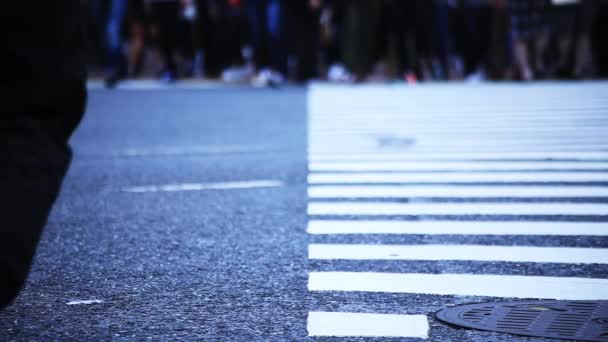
152, 2, 180, 75
0, 81, 86, 310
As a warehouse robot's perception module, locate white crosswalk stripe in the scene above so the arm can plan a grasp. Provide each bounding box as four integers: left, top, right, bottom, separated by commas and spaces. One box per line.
307, 220, 608, 236
308, 172, 608, 184
308, 244, 608, 264
308, 185, 608, 198
308, 272, 608, 300
305, 83, 608, 339
308, 202, 608, 216
309, 161, 608, 172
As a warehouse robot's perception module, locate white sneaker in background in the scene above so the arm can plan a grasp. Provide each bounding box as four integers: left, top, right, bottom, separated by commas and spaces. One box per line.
465, 69, 486, 83
251, 69, 284, 87
221, 65, 254, 83
327, 64, 352, 82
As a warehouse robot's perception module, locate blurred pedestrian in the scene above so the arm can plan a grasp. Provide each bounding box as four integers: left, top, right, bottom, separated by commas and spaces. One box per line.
148, 0, 181, 82
105, 0, 129, 87
2, 0, 86, 309
508, 0, 549, 80
248, 0, 289, 86
287, 0, 322, 82
126, 0, 149, 78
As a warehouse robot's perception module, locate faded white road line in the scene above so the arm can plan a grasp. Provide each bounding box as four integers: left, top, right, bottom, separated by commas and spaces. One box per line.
308, 244, 608, 264
307, 312, 429, 338
122, 180, 283, 193
308, 272, 608, 300
306, 220, 608, 236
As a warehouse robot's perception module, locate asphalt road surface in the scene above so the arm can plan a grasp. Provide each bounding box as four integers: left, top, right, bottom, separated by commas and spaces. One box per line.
1, 81, 607, 341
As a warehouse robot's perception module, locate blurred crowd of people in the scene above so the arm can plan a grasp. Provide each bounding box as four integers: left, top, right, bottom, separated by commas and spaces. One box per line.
85, 0, 608, 87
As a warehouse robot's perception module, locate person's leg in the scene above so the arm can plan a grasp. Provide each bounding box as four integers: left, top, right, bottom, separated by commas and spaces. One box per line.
152, 2, 180, 79
267, 0, 287, 76
514, 38, 533, 81
105, 0, 128, 86
0, 81, 86, 310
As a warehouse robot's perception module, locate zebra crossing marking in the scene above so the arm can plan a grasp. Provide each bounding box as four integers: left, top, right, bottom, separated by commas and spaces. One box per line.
308, 272, 608, 300
308, 244, 608, 264
307, 312, 429, 338
308, 172, 608, 184
306, 220, 608, 236
307, 202, 608, 216
308, 185, 608, 198
309, 161, 608, 172
305, 83, 608, 338
308, 152, 608, 162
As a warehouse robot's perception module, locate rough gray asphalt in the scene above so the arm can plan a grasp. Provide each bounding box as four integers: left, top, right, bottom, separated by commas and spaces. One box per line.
0, 87, 309, 341
0, 84, 606, 341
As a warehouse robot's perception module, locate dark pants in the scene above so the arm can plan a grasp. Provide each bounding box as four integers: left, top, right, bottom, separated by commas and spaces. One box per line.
247, 0, 288, 74
150, 2, 180, 74
0, 81, 86, 310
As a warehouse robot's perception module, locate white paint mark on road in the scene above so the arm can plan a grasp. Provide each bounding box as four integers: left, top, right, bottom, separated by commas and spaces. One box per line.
122, 180, 283, 193
308, 272, 608, 300
306, 220, 608, 236
308, 185, 608, 198
309, 244, 608, 264
307, 202, 608, 216
308, 172, 608, 184
309, 161, 608, 172
114, 144, 277, 157
308, 152, 608, 162
307, 311, 429, 338
66, 299, 103, 306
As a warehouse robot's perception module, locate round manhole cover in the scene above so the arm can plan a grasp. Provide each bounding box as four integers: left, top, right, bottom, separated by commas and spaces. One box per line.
436, 300, 608, 341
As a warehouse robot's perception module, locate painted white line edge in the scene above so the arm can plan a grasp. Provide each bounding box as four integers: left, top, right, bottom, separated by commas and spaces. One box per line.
306, 220, 608, 236
308, 185, 608, 198
308, 272, 608, 300
66, 299, 103, 305
307, 152, 608, 161
309, 161, 608, 172
123, 180, 283, 193
308, 244, 608, 264
307, 311, 429, 338
308, 172, 608, 184
307, 202, 608, 216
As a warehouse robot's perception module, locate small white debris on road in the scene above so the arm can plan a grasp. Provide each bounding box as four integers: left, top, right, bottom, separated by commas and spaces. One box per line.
66, 299, 103, 306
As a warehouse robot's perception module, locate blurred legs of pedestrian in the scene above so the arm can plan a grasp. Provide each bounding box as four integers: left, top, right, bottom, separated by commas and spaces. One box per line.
591, 1, 608, 77
105, 0, 128, 87
288, 0, 321, 82
547, 1, 579, 78
486, 0, 511, 80
126, 0, 148, 78
381, 0, 416, 82
197, 0, 249, 81
413, 0, 442, 81
321, 1, 353, 82
461, 1, 492, 81
86, 0, 108, 76
248, 0, 288, 86
341, 0, 382, 82
149, 0, 180, 82
572, 0, 597, 79
509, 0, 548, 81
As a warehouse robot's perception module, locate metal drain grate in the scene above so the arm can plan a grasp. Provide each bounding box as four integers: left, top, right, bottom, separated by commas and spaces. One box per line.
436, 300, 608, 341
